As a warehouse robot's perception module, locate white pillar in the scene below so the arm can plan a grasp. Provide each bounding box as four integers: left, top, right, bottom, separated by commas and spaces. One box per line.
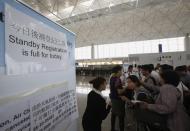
184, 33, 190, 52
91, 44, 95, 59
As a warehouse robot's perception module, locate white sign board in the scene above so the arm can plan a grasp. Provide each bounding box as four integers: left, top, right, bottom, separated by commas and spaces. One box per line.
30, 83, 78, 131
0, 83, 78, 131
0, 99, 30, 131
5, 4, 68, 75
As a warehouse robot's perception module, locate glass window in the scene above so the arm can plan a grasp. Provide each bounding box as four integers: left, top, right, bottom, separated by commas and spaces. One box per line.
110, 44, 116, 58
136, 42, 144, 54
168, 38, 178, 52
94, 45, 99, 58
79, 37, 184, 60
177, 37, 185, 51
159, 38, 168, 52
128, 42, 137, 54
143, 41, 152, 53
116, 43, 123, 57
150, 40, 159, 53
75, 46, 91, 60
123, 43, 129, 57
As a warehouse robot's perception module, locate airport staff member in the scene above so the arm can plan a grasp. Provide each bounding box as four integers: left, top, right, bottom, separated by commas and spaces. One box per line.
82, 77, 111, 131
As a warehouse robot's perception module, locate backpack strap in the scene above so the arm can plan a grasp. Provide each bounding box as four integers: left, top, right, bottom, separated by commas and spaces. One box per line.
149, 76, 157, 86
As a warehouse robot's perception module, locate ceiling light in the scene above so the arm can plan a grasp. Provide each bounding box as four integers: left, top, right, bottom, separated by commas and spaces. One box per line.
129, 0, 137, 2
62, 6, 74, 13
54, 11, 58, 15
47, 14, 60, 21
71, 13, 75, 16
47, 0, 51, 6
89, 8, 93, 11
65, 1, 70, 7
47, 11, 57, 17
109, 2, 114, 8
46, 11, 61, 21
80, 0, 95, 7
47, 13, 53, 17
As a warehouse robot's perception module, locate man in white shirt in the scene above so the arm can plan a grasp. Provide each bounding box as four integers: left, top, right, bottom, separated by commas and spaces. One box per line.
149, 64, 160, 85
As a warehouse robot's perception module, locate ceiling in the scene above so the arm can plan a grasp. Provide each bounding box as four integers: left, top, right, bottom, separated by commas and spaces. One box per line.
20, 0, 141, 21
20, 0, 190, 47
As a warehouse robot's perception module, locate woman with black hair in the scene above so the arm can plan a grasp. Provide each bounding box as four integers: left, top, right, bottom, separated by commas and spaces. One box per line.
120, 75, 153, 131
125, 75, 153, 103
140, 70, 190, 131
82, 77, 111, 131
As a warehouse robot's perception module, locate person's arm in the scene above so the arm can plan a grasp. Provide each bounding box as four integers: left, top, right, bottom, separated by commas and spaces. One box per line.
120, 96, 131, 102
88, 93, 111, 120
147, 86, 178, 114
117, 88, 126, 95
98, 99, 111, 120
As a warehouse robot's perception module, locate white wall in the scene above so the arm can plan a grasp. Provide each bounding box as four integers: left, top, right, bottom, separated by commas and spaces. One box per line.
0, 0, 78, 131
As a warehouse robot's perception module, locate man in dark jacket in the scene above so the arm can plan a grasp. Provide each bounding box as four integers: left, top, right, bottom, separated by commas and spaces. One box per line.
109, 65, 125, 131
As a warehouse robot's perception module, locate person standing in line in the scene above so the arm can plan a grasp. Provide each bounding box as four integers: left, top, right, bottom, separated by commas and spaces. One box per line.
175, 65, 190, 115
137, 65, 142, 80
159, 64, 174, 73
187, 65, 190, 75
109, 65, 126, 131
141, 65, 157, 86
127, 65, 134, 77
149, 64, 160, 85
175, 65, 190, 89
155, 63, 160, 72
140, 71, 190, 131
82, 77, 111, 131
120, 75, 153, 131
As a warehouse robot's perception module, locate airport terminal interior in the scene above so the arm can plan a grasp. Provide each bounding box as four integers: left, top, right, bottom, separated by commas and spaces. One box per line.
1, 0, 190, 131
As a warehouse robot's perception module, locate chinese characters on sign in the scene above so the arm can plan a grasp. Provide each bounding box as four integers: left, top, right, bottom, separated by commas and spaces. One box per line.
10, 24, 66, 46
0, 85, 78, 131
31, 90, 78, 131
0, 100, 30, 131
5, 4, 69, 75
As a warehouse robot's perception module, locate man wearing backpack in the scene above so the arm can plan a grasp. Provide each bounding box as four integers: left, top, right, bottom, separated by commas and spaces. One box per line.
149, 64, 160, 85
175, 65, 190, 89
141, 64, 159, 101
141, 64, 157, 86
175, 65, 190, 116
